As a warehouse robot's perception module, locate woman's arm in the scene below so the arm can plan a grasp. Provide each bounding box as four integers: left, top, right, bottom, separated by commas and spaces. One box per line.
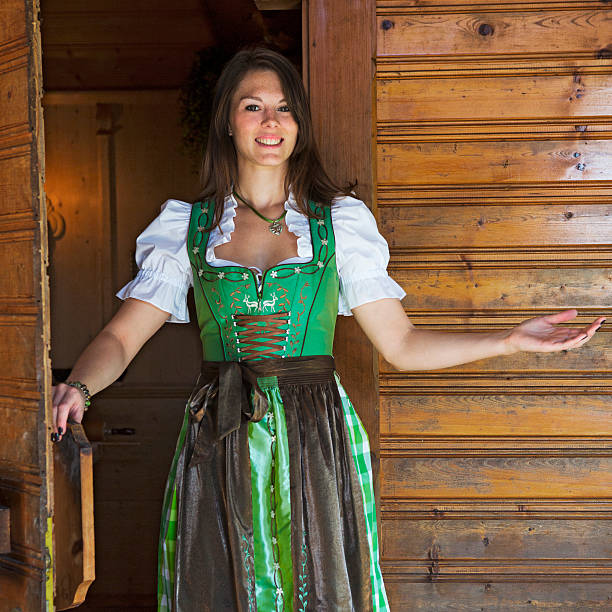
51, 298, 171, 439
352, 298, 605, 371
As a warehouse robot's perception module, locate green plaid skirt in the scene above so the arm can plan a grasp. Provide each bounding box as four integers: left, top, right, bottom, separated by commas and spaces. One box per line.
157, 365, 389, 611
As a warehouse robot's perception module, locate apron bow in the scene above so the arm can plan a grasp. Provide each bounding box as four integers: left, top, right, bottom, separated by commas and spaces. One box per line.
187, 361, 269, 468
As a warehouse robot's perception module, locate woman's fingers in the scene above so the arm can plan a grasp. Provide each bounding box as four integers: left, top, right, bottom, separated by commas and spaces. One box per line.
55, 397, 72, 440
512, 314, 605, 353
51, 384, 85, 442
541, 309, 578, 325
51, 384, 67, 433
549, 317, 605, 350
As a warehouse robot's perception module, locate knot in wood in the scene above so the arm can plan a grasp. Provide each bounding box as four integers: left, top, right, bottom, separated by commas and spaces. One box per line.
381, 19, 394, 31
478, 23, 494, 36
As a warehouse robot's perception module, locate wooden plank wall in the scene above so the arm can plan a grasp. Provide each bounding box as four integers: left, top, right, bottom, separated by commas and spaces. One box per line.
0, 0, 52, 609
376, 0, 612, 609
41, 0, 216, 90
41, 0, 301, 91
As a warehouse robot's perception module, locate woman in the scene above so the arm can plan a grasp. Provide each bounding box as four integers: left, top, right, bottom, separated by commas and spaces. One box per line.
52, 48, 604, 611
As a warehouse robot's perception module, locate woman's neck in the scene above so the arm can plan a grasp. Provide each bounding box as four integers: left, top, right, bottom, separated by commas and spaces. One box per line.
235, 163, 288, 210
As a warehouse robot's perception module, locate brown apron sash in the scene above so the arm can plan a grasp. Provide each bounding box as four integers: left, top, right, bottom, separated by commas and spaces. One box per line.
173, 354, 371, 611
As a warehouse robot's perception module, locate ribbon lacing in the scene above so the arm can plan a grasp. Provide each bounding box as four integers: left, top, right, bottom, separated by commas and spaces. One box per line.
233, 312, 290, 360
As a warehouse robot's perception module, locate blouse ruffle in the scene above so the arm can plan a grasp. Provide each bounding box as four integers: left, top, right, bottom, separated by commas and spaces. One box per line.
330, 195, 406, 315
116, 194, 405, 322
115, 199, 192, 323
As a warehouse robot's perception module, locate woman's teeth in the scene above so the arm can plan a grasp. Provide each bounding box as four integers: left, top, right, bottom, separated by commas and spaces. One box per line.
256, 137, 282, 145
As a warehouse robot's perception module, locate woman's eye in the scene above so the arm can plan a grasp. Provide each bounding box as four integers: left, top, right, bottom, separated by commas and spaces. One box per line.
245, 104, 260, 111
278, 105, 291, 112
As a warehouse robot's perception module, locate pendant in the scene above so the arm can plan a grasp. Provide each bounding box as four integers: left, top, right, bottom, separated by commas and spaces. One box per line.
269, 220, 283, 235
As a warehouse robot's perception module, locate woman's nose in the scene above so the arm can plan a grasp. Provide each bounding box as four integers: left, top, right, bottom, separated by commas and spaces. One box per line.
261, 108, 279, 125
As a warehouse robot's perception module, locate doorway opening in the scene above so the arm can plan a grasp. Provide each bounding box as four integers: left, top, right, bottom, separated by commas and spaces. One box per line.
42, 2, 301, 608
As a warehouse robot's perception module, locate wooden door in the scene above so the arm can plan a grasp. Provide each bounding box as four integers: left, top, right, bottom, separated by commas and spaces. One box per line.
308, 0, 612, 609
0, 0, 53, 609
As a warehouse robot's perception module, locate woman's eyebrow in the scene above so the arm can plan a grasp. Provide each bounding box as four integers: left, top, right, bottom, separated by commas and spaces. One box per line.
239, 95, 288, 103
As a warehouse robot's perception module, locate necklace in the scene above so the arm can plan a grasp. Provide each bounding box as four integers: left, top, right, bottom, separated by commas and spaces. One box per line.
233, 190, 287, 236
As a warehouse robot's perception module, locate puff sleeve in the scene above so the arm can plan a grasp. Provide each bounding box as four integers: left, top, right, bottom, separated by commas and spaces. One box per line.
332, 196, 406, 316
115, 199, 193, 323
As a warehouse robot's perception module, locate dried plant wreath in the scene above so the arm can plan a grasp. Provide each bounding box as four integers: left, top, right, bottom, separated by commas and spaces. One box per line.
178, 47, 232, 165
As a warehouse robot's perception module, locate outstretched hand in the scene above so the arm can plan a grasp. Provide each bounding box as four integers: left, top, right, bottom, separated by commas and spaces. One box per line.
504, 309, 605, 354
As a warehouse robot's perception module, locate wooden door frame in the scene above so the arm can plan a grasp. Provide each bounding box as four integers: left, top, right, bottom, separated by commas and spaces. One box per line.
0, 0, 53, 608
303, 0, 380, 501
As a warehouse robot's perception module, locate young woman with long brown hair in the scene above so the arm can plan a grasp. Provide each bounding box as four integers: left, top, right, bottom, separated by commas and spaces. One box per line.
52, 48, 603, 611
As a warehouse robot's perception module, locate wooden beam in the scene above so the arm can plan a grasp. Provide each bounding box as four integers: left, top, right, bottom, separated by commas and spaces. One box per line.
304, 0, 380, 516
255, 0, 300, 9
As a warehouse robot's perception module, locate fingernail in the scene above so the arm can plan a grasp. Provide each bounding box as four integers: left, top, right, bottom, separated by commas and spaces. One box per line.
50, 432, 58, 442
58, 427, 63, 435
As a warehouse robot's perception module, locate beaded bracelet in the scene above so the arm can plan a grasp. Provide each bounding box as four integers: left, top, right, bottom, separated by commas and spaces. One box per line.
66, 380, 91, 411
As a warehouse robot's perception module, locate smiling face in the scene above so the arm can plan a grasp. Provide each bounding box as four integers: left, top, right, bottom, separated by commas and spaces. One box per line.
228, 69, 299, 175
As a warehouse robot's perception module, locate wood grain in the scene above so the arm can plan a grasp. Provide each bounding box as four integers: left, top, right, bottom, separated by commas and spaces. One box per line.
0, 63, 28, 131
0, 403, 39, 466
0, 0, 25, 42
0, 475, 45, 565
0, 232, 35, 297
375, 0, 612, 606
378, 182, 612, 205
0, 319, 38, 381
385, 581, 612, 610
379, 0, 612, 8
391, 267, 612, 310
0, 155, 32, 214
382, 518, 612, 559
380, 498, 612, 519
380, 394, 612, 437
377, 11, 612, 56
53, 423, 95, 609
41, 0, 216, 90
0, 0, 54, 608
377, 73, 612, 122
381, 456, 612, 498
377, 140, 612, 185
379, 204, 612, 249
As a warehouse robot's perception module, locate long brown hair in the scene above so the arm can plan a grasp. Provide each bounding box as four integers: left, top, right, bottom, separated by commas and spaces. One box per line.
197, 47, 351, 229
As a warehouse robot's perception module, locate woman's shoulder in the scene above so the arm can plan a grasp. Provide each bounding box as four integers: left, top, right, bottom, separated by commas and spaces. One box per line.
329, 193, 377, 228
330, 193, 367, 209
159, 198, 193, 215
147, 198, 194, 230
135, 198, 193, 247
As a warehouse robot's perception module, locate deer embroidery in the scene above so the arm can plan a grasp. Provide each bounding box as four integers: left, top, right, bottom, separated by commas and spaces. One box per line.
243, 295, 259, 314
260, 293, 278, 313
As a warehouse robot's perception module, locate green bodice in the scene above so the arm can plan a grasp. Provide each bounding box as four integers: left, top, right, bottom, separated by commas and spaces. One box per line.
187, 200, 339, 361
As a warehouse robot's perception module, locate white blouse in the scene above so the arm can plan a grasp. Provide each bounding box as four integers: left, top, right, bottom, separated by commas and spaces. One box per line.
116, 193, 406, 323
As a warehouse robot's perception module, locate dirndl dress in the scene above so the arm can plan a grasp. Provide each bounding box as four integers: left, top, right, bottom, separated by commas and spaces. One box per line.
155, 200, 390, 611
